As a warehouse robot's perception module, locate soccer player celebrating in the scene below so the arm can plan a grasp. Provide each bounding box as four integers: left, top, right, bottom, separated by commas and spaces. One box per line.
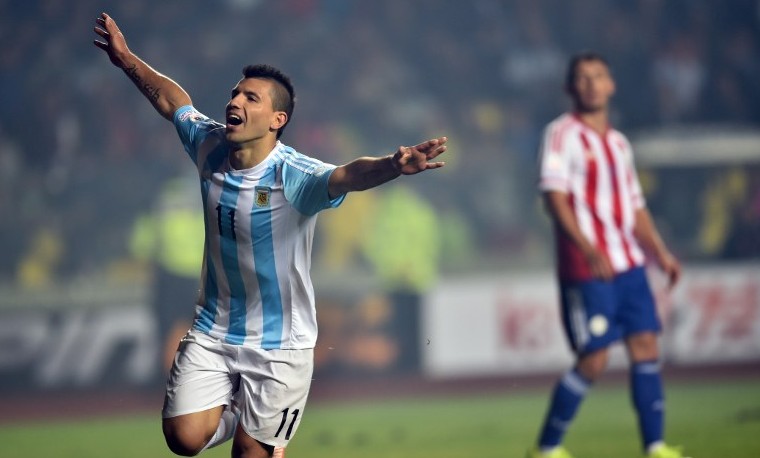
528, 52, 686, 458
93, 13, 446, 458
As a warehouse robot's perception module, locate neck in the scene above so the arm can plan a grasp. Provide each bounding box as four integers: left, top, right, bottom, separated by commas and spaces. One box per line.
575, 108, 609, 136
228, 137, 278, 170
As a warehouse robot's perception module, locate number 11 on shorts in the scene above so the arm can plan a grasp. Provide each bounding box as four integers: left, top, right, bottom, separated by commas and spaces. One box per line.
275, 408, 300, 440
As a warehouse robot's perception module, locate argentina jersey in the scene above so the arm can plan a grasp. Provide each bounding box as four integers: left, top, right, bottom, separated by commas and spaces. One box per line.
173, 105, 345, 349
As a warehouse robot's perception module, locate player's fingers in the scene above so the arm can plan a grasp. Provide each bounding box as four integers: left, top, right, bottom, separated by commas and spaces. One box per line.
591, 266, 602, 280
425, 161, 446, 169
412, 137, 444, 151
424, 136, 447, 145
96, 14, 108, 30
102, 13, 120, 34
605, 264, 615, 281
94, 26, 109, 39
595, 260, 614, 281
592, 265, 605, 280
93, 40, 108, 51
669, 266, 681, 289
426, 145, 447, 159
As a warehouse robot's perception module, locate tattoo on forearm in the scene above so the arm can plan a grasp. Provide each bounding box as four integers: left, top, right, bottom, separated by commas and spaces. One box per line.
124, 64, 161, 103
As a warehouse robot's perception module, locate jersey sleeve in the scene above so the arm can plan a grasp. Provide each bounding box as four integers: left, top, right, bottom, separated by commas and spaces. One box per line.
281, 154, 345, 216
538, 122, 573, 193
172, 105, 224, 165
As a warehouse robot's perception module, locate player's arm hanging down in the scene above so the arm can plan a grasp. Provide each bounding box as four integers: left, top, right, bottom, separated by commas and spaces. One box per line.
543, 190, 615, 280
93, 12, 191, 121
633, 208, 681, 289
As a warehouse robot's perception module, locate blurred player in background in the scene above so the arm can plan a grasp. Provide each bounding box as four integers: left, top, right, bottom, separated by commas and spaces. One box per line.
93, 12, 447, 458
129, 172, 204, 379
529, 52, 686, 458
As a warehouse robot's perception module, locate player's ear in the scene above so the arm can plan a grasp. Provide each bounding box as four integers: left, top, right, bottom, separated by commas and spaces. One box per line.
271, 111, 288, 131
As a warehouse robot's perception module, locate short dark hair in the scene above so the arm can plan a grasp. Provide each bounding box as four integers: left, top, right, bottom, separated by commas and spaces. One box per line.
242, 64, 295, 139
565, 51, 611, 93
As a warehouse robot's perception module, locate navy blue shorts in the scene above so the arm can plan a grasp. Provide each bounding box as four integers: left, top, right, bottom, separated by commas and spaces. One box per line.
559, 266, 660, 355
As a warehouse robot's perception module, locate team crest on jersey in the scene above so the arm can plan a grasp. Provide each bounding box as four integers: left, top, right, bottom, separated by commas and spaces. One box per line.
588, 315, 609, 336
178, 109, 205, 123
546, 152, 563, 171
255, 186, 271, 207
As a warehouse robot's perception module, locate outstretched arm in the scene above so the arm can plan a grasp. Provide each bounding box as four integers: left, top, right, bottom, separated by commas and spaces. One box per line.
93, 13, 191, 121
328, 137, 447, 199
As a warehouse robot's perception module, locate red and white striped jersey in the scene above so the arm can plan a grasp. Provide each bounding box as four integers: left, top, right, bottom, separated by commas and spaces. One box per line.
538, 113, 646, 281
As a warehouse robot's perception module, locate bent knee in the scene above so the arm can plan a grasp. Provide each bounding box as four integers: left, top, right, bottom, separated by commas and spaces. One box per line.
577, 348, 609, 380
163, 419, 210, 456
626, 331, 660, 361
231, 431, 274, 458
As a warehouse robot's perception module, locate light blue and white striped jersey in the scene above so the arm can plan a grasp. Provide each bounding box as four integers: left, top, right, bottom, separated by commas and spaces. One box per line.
173, 105, 345, 349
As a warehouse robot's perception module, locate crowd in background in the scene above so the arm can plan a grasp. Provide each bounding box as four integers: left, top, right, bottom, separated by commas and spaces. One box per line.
1, 0, 759, 289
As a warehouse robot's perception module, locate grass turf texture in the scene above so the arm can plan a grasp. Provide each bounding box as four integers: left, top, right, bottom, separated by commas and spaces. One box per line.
1, 380, 758, 457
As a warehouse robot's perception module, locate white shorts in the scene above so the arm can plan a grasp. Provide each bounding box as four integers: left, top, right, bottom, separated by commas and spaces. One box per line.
162, 330, 314, 448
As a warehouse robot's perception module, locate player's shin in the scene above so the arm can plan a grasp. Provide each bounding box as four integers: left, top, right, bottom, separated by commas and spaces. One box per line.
203, 406, 239, 451
537, 369, 592, 449
631, 360, 665, 452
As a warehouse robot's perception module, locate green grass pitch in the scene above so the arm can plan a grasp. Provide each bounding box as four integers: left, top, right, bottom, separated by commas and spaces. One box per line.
1, 379, 758, 457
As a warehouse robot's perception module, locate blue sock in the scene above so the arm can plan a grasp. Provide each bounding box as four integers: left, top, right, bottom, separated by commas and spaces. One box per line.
631, 360, 664, 450
538, 369, 591, 448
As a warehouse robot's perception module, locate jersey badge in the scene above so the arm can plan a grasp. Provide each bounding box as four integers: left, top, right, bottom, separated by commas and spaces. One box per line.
255, 186, 272, 207
178, 109, 205, 123
312, 165, 329, 177
588, 315, 609, 336
546, 152, 563, 171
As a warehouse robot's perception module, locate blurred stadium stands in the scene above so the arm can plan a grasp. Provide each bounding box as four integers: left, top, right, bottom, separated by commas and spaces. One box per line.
0, 0, 759, 400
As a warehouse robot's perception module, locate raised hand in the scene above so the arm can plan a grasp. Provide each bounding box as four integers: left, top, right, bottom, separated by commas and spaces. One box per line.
93, 12, 130, 68
391, 136, 447, 175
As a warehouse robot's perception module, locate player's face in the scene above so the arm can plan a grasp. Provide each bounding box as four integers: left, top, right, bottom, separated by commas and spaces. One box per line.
224, 78, 287, 145
570, 60, 616, 113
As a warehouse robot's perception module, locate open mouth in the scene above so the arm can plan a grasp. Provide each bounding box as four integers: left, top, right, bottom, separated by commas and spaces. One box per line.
226, 114, 243, 126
